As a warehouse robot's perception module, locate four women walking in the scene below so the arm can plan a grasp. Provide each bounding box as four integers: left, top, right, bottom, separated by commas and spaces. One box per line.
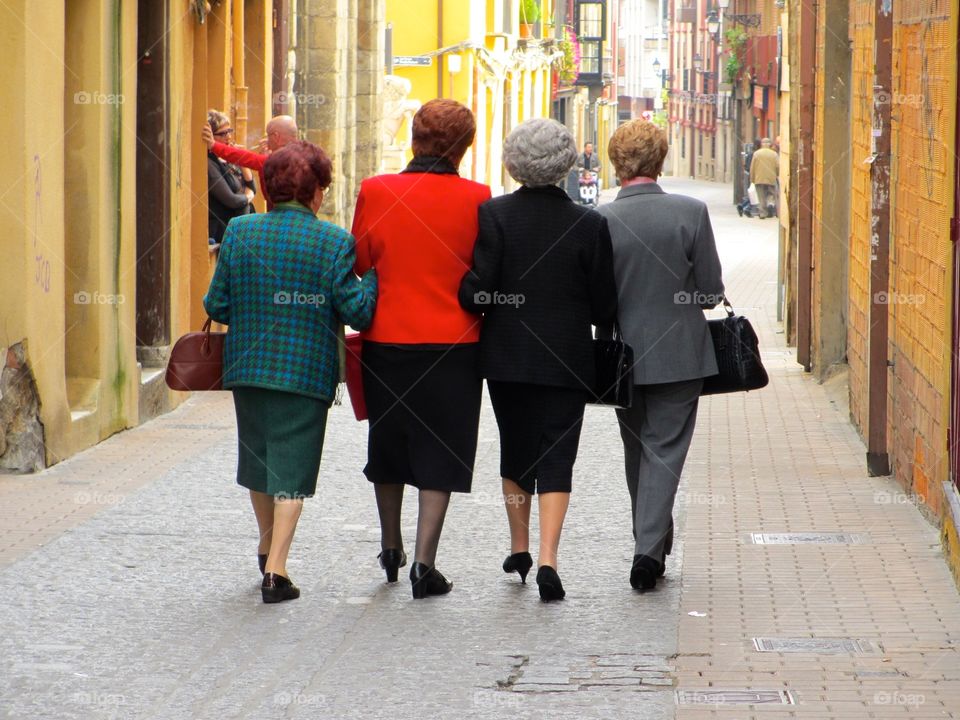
204, 108, 725, 605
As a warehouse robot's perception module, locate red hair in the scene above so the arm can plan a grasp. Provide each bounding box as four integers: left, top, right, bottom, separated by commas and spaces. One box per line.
411, 99, 476, 165
264, 141, 333, 207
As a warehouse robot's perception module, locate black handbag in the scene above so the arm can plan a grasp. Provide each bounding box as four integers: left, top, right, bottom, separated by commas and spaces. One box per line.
701, 297, 769, 396
590, 324, 634, 408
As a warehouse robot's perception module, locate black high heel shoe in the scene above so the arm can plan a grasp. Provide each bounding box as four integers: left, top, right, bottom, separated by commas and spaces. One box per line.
258, 554, 268, 576
502, 552, 533, 584
536, 566, 565, 602
378, 548, 407, 583
409, 562, 453, 599
630, 554, 660, 591
261, 572, 300, 604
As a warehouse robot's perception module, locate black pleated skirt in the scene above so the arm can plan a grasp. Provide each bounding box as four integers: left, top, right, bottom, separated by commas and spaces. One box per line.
362, 342, 482, 493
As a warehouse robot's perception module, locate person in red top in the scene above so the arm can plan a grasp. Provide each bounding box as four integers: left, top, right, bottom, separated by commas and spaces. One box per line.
352, 99, 491, 599
202, 115, 299, 209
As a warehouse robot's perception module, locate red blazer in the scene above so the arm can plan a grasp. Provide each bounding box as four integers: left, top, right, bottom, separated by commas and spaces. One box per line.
211, 142, 271, 208
352, 172, 491, 344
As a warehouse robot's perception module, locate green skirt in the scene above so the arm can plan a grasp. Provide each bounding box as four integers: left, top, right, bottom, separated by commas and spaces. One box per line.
231, 386, 330, 498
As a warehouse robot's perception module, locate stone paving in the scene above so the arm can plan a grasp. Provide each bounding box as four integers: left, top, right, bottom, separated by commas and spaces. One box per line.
2, 178, 960, 719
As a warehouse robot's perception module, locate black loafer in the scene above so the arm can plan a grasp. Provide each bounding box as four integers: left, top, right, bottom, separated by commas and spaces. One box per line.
630, 554, 660, 591
262, 572, 300, 604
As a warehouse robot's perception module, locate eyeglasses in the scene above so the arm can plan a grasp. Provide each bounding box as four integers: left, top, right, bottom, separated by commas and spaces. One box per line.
214, 128, 235, 137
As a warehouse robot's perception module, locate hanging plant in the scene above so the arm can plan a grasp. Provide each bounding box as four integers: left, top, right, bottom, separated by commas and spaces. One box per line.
520, 0, 541, 25
724, 27, 748, 84
556, 25, 581, 85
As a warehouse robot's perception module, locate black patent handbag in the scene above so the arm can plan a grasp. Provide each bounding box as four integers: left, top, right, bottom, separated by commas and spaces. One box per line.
590, 323, 635, 408
701, 297, 769, 396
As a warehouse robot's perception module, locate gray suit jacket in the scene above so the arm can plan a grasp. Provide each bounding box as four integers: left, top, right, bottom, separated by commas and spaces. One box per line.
597, 183, 724, 385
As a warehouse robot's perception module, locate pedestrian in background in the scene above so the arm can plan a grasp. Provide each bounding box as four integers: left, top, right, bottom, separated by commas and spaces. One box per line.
459, 118, 617, 602
597, 119, 724, 591
206, 110, 255, 250
352, 99, 491, 599
749, 137, 779, 218
204, 141, 377, 604
202, 114, 300, 209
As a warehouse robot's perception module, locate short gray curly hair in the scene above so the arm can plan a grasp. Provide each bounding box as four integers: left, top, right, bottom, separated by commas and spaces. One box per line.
503, 118, 578, 187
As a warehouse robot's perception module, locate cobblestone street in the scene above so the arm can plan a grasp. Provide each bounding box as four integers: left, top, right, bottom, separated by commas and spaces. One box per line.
3, 179, 959, 720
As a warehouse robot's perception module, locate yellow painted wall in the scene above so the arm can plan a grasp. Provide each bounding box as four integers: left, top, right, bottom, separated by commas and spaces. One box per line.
0, 1, 272, 468
386, 0, 557, 187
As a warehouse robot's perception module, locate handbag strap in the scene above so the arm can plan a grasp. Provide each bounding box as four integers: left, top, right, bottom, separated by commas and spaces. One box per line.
201, 316, 214, 357
721, 296, 735, 318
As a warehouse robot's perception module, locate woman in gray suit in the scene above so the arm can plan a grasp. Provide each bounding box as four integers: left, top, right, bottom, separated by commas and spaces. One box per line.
597, 120, 724, 591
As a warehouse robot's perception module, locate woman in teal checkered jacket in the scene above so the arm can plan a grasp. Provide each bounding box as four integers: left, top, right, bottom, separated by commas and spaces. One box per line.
204, 141, 377, 604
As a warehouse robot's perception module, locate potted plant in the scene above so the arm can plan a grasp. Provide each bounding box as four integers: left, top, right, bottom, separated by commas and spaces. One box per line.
556, 26, 581, 85
519, 0, 541, 39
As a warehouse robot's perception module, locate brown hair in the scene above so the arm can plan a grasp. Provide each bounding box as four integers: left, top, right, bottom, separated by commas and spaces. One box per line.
264, 141, 333, 207
607, 120, 669, 182
411, 99, 477, 166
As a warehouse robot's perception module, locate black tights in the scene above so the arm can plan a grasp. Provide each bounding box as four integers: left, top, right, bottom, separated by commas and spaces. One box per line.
374, 484, 450, 568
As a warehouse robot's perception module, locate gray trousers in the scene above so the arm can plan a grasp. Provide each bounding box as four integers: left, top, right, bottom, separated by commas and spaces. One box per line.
756, 183, 777, 217
616, 378, 703, 559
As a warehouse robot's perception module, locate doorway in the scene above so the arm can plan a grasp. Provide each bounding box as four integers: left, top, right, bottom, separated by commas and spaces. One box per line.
135, 0, 170, 355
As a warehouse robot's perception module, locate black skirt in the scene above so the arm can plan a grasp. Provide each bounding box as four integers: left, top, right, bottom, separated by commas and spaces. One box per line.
487, 380, 588, 494
362, 342, 482, 493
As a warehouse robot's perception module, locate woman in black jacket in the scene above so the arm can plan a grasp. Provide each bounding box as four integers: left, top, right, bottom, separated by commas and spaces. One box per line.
459, 118, 617, 601
207, 109, 255, 249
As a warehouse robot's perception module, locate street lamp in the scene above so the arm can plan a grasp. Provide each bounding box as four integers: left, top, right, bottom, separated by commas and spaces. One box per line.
707, 11, 720, 37
693, 53, 702, 72
653, 57, 661, 77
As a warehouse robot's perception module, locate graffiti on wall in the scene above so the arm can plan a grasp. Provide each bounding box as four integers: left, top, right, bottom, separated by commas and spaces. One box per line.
32, 154, 50, 293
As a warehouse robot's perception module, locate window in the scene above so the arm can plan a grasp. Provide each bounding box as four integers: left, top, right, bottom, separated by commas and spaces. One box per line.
575, 1, 605, 81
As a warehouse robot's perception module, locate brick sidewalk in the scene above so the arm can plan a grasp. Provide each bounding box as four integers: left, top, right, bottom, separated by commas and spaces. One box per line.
2, 178, 958, 719
665, 177, 960, 718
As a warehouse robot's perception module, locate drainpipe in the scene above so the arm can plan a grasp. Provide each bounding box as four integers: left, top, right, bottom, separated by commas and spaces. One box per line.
866, 0, 892, 476
437, 0, 444, 98
232, 0, 248, 146
796, 0, 815, 370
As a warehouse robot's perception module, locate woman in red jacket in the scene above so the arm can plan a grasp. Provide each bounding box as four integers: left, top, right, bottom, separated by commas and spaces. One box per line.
352, 100, 491, 599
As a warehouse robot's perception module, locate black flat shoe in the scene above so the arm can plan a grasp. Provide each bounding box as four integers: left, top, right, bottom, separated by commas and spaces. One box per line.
409, 562, 453, 599
378, 548, 407, 583
630, 554, 660, 591
258, 554, 268, 576
261, 572, 300, 604
502, 551, 533, 584
536, 566, 565, 602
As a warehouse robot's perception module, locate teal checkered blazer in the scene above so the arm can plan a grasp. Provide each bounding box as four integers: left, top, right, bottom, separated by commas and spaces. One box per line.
204, 202, 377, 402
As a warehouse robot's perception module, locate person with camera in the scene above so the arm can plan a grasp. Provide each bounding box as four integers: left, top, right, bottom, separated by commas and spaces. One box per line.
204, 141, 377, 604
459, 118, 618, 602
351, 99, 491, 600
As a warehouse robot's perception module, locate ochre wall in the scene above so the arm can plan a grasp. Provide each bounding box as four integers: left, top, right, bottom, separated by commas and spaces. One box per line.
887, 1, 956, 515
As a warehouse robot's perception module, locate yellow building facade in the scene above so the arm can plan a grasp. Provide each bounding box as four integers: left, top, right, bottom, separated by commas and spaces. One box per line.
0, 1, 275, 470
384, 0, 559, 193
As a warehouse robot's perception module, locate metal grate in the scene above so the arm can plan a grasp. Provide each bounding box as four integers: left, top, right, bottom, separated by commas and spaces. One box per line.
676, 689, 795, 705
747, 532, 871, 544
753, 637, 877, 654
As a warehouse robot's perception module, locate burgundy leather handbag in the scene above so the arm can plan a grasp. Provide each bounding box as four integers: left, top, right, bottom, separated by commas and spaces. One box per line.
165, 317, 226, 391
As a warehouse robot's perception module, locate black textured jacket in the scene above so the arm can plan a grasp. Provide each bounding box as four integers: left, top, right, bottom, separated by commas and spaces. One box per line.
458, 185, 618, 391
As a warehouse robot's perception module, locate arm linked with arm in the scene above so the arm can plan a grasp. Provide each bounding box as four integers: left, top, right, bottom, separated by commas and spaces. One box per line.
331, 235, 378, 331
692, 206, 725, 309
588, 217, 618, 329
458, 203, 504, 314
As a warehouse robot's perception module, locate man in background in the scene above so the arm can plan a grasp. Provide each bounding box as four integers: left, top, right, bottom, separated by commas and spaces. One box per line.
749, 138, 779, 219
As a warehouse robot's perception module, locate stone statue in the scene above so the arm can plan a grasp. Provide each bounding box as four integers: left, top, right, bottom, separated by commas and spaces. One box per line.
381, 75, 421, 173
